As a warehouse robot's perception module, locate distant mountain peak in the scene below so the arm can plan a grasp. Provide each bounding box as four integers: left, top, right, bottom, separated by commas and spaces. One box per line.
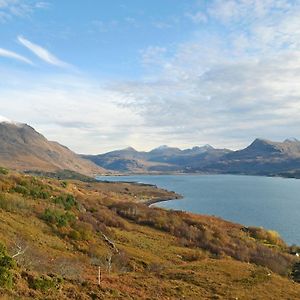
0, 120, 105, 175
252, 138, 269, 143
0, 116, 24, 127
284, 138, 299, 143
249, 138, 275, 147
123, 146, 137, 152
155, 145, 171, 150
200, 144, 214, 150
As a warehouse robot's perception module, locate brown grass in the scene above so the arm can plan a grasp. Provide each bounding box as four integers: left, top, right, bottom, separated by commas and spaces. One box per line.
0, 169, 298, 299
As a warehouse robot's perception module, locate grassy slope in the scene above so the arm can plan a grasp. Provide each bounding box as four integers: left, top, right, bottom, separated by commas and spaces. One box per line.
0, 169, 299, 299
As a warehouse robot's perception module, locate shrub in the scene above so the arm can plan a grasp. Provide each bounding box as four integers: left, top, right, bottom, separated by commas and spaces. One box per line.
0, 167, 8, 175
28, 276, 59, 291
61, 181, 68, 188
68, 230, 81, 240
0, 242, 15, 289
71, 221, 93, 241
0, 266, 13, 289
42, 209, 75, 227
53, 194, 77, 210
247, 227, 286, 248
10, 177, 51, 199
11, 185, 29, 196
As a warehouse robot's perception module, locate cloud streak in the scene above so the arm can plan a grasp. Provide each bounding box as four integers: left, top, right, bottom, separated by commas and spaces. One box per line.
0, 48, 32, 64
18, 36, 70, 68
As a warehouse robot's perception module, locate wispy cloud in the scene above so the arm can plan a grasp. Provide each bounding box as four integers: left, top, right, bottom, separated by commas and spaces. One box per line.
0, 0, 48, 23
0, 71, 142, 153
185, 11, 208, 24
0, 48, 32, 64
18, 36, 71, 68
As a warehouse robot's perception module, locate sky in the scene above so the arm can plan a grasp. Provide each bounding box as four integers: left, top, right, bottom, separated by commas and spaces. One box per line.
1, 0, 300, 154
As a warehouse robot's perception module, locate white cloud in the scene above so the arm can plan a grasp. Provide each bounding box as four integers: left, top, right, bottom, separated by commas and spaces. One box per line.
0, 48, 32, 64
2, 0, 300, 153
35, 2, 49, 9
0, 70, 144, 153
111, 0, 300, 149
18, 36, 71, 68
0, 0, 47, 22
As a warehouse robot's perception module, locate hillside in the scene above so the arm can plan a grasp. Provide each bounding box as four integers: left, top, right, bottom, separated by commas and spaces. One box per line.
0, 168, 299, 299
0, 121, 106, 176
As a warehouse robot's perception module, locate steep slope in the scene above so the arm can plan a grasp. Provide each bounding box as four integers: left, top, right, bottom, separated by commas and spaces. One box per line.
0, 121, 105, 176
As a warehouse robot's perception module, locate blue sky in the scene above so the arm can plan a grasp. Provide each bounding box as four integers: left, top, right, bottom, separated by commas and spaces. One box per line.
1, 0, 300, 153
0, 0, 195, 78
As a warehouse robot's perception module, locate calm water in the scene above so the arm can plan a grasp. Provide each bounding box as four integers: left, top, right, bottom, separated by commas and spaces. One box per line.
96, 174, 300, 245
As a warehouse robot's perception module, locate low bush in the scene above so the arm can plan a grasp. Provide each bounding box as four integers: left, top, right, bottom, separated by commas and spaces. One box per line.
68, 221, 93, 241
10, 177, 51, 199
0, 242, 15, 289
0, 167, 8, 175
247, 227, 286, 248
28, 275, 62, 291
42, 208, 75, 227
53, 194, 77, 210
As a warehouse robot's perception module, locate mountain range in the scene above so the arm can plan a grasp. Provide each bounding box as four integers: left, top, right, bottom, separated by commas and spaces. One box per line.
83, 138, 300, 177
1, 119, 300, 178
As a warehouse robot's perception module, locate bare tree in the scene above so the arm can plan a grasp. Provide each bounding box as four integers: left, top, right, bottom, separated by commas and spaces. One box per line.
99, 231, 119, 254
12, 240, 28, 258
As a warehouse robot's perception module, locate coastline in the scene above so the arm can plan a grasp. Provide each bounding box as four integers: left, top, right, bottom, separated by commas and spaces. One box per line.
99, 172, 300, 180
144, 194, 183, 207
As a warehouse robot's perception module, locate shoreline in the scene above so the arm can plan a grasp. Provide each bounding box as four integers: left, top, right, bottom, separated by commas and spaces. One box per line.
98, 172, 300, 180
144, 194, 183, 207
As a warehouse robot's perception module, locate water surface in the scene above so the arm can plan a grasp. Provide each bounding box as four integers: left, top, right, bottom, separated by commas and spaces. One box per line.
96, 174, 300, 245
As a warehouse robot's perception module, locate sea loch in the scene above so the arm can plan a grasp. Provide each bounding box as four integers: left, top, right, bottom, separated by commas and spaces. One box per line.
97, 174, 300, 245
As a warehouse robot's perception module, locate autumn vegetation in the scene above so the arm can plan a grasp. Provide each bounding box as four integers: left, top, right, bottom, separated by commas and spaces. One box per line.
0, 167, 299, 299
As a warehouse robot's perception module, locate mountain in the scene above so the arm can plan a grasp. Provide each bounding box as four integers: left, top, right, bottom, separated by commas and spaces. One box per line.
0, 121, 105, 176
84, 138, 300, 176
204, 138, 300, 175
83, 144, 232, 173
82, 146, 170, 173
